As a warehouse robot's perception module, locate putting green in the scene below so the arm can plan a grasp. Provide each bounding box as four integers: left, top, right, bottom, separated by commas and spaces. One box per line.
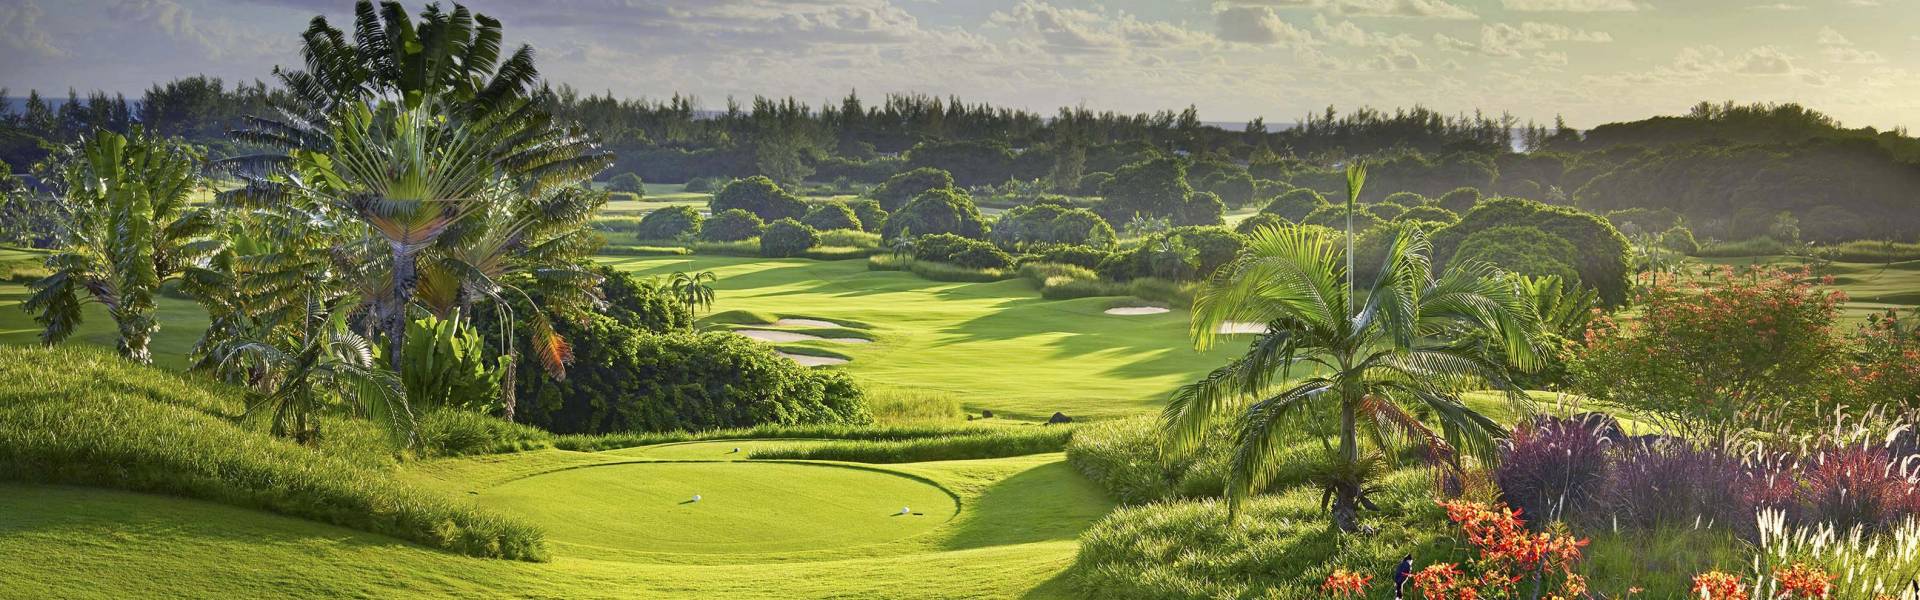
477, 461, 957, 556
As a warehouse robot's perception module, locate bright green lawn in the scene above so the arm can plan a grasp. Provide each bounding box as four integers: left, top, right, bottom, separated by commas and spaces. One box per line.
0, 446, 1112, 599
597, 254, 1243, 420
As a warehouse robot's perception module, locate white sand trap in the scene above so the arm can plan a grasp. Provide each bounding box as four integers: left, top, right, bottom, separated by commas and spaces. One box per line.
1217, 321, 1267, 335
1104, 306, 1171, 316
735, 330, 871, 344
774, 318, 843, 328
780, 352, 849, 367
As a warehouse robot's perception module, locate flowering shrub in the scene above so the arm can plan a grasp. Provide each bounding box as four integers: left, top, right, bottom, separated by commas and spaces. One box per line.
1414, 501, 1589, 599
1573, 266, 1846, 436
1771, 563, 1834, 599
1320, 568, 1373, 598
1833, 309, 1920, 408
1692, 570, 1750, 600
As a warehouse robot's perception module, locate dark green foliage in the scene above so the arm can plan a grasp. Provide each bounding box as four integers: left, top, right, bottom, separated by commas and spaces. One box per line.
1234, 213, 1288, 236
0, 346, 547, 560
1301, 203, 1385, 231
414, 409, 554, 458
846, 198, 889, 233
1397, 204, 1459, 224
801, 203, 862, 231
1207, 172, 1256, 208
1604, 207, 1681, 233
1105, 227, 1246, 281
1077, 172, 1114, 196
633, 205, 702, 240
870, 167, 955, 212
747, 427, 1074, 463
1022, 244, 1115, 270
1454, 225, 1583, 284
1098, 158, 1199, 225
607, 172, 645, 195
1435, 186, 1482, 214
710, 176, 807, 222
1367, 202, 1407, 221
1261, 188, 1328, 222
391, 311, 507, 414
1174, 191, 1226, 227
700, 208, 765, 242
759, 219, 817, 258
682, 176, 724, 193
991, 203, 1116, 249
882, 188, 988, 239
1434, 196, 1633, 304
518, 320, 869, 434
905, 140, 1014, 187
595, 266, 691, 333
913, 233, 1013, 269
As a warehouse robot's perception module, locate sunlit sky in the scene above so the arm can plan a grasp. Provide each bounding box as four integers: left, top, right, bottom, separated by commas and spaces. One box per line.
3, 0, 1917, 129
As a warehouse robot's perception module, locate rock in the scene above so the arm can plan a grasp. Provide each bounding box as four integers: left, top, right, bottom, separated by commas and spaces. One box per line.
981, 410, 994, 419
1047, 412, 1073, 425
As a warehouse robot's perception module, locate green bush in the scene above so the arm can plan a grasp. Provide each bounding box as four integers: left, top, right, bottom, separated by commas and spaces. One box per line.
748, 427, 1074, 463
1022, 244, 1114, 270
1262, 188, 1327, 222
1817, 240, 1920, 263
1454, 225, 1583, 284
1380, 191, 1426, 207
1301, 203, 1385, 230
990, 203, 1116, 249
414, 409, 554, 458
1102, 227, 1246, 281
634, 205, 702, 240
815, 229, 882, 249
801, 202, 862, 231
870, 167, 955, 212
0, 346, 547, 560
1397, 204, 1459, 224
607, 172, 645, 196
1207, 172, 1257, 208
759, 218, 817, 258
882, 188, 988, 240
386, 311, 507, 414
606, 191, 641, 205
1077, 171, 1114, 196
1695, 236, 1788, 257
1434, 197, 1632, 304
683, 176, 723, 193
1367, 202, 1407, 221
903, 258, 1012, 282
1435, 186, 1482, 213
846, 198, 889, 233
912, 233, 1012, 269
517, 322, 870, 434
1659, 225, 1701, 255
1039, 276, 1129, 300
711, 176, 807, 222
1233, 213, 1287, 236
701, 208, 765, 242
596, 265, 693, 333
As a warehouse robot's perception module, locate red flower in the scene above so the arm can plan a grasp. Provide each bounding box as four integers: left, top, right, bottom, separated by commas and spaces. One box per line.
1322, 568, 1373, 598
1771, 562, 1834, 599
1692, 571, 1750, 600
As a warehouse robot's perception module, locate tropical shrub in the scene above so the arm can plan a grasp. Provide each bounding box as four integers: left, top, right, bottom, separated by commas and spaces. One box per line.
633, 205, 701, 240
1397, 204, 1459, 224
1208, 172, 1256, 207
1263, 188, 1327, 222
845, 198, 888, 233
1175, 191, 1227, 226
1301, 203, 1385, 231
516, 319, 869, 434
682, 176, 723, 192
1366, 202, 1406, 221
594, 266, 691, 333
607, 172, 645, 195
912, 233, 1013, 269
700, 208, 764, 241
710, 176, 806, 222
759, 218, 817, 258
1435, 186, 1482, 214
1658, 225, 1700, 255
1076, 171, 1114, 196
991, 203, 1116, 249
1831, 310, 1920, 408
1572, 266, 1846, 436
1022, 244, 1113, 270
386, 311, 508, 414
882, 188, 988, 240
1103, 226, 1245, 281
1380, 191, 1425, 207
870, 167, 954, 212
1434, 197, 1633, 304
413, 408, 553, 458
801, 202, 862, 231
1452, 225, 1582, 285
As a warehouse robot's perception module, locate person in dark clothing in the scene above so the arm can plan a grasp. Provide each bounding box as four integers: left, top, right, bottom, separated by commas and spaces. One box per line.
1394, 554, 1414, 599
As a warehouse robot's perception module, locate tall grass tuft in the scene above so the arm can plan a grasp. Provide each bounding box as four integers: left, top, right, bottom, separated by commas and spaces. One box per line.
0, 346, 548, 560
865, 386, 966, 423
747, 427, 1075, 463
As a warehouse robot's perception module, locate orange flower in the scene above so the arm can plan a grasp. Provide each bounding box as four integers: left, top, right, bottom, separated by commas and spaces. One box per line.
1692, 571, 1750, 600
1322, 568, 1373, 598
1771, 563, 1834, 599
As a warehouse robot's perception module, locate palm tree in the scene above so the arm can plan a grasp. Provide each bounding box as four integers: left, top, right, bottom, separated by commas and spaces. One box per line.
25, 128, 223, 364
213, 293, 407, 444
668, 271, 717, 326
1163, 164, 1542, 532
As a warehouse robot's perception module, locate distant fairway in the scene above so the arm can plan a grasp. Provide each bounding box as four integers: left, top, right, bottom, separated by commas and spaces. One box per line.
479, 461, 958, 556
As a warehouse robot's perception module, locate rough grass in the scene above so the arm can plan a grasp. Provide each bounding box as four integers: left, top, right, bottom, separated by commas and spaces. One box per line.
0, 346, 547, 560
865, 385, 967, 422
748, 426, 1076, 463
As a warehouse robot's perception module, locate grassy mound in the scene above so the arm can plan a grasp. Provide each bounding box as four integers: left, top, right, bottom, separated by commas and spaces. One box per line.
0, 346, 546, 560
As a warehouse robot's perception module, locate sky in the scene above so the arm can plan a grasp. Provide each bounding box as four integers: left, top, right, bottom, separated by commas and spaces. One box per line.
2, 0, 1918, 130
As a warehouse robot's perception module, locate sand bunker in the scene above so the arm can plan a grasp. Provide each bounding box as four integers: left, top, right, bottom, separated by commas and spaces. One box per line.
780, 352, 849, 366
1104, 306, 1170, 316
735, 330, 871, 344
1216, 321, 1266, 334
773, 318, 843, 328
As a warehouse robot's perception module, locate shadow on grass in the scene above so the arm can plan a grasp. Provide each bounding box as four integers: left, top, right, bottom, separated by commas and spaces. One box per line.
940, 461, 1115, 551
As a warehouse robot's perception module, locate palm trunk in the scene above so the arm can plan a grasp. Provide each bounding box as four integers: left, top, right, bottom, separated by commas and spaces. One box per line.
119, 317, 154, 365
386, 242, 420, 372
1332, 395, 1362, 533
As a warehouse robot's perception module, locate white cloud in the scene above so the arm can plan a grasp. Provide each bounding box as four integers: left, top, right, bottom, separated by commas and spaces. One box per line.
1746, 3, 1807, 9
0, 0, 66, 58
1824, 46, 1886, 64
1216, 0, 1478, 20
1361, 46, 1426, 70
1311, 14, 1423, 48
1816, 26, 1851, 46
1732, 46, 1796, 74
1215, 6, 1314, 45
1499, 0, 1646, 11
1475, 22, 1612, 57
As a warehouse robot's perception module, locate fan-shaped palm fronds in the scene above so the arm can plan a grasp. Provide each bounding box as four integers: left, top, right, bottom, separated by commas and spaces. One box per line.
1163, 163, 1543, 532
213, 294, 408, 444
669, 271, 718, 327
24, 128, 224, 364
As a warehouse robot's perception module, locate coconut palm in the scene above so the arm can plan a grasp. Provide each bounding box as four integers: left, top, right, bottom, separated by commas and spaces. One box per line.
668, 271, 717, 326
25, 128, 223, 364
1163, 164, 1542, 532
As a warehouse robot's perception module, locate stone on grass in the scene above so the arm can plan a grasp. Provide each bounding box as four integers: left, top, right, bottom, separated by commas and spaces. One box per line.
1047, 412, 1073, 425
